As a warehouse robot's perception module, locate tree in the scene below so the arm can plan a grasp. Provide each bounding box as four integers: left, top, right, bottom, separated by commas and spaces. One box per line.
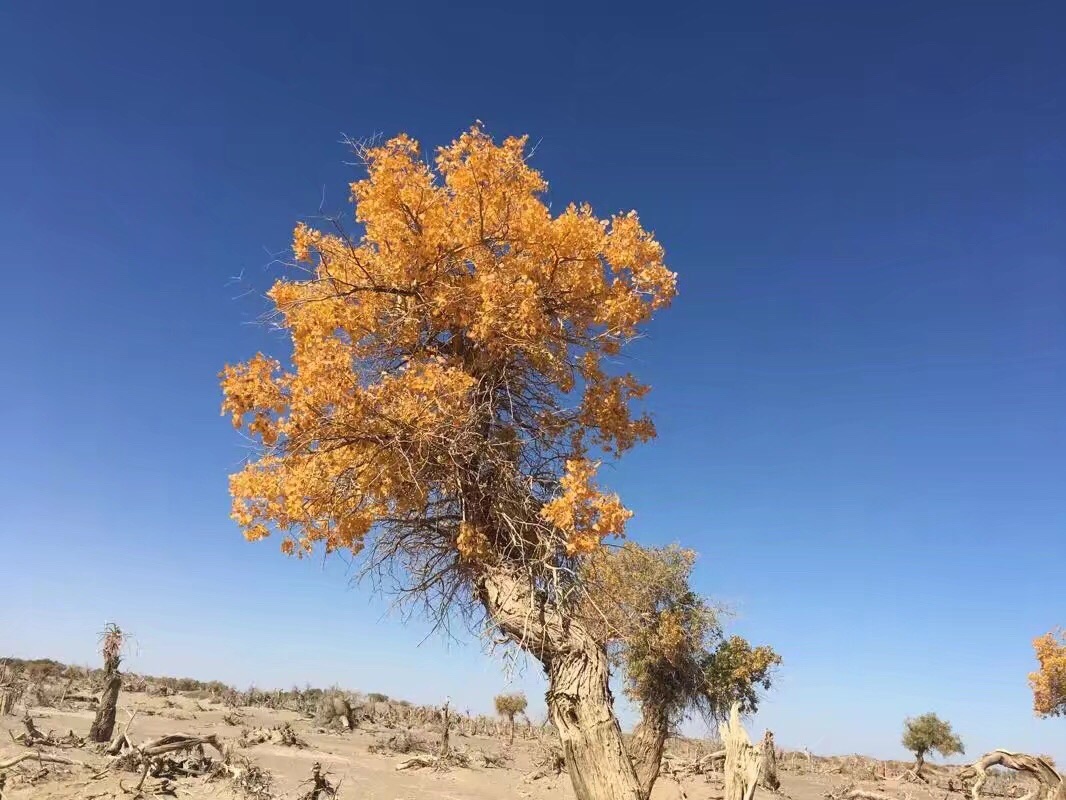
88, 624, 124, 743
1030, 629, 1066, 718
221, 125, 677, 800
902, 713, 964, 775
494, 692, 528, 744
579, 543, 779, 799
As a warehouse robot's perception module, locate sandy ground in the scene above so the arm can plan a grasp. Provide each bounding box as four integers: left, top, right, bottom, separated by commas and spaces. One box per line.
0, 692, 961, 800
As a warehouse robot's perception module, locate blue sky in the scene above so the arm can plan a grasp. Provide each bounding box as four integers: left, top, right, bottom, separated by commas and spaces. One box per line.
1, 0, 1063, 761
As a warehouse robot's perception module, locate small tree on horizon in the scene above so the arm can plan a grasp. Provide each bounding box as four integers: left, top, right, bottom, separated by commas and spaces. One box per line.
902, 712, 964, 775
494, 692, 528, 744
1029, 629, 1066, 718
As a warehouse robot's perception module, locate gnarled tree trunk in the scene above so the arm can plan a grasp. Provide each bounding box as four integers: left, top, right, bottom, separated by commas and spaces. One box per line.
629, 703, 670, 800
722, 703, 763, 800
89, 658, 121, 743
761, 730, 780, 791
959, 750, 1064, 800
479, 568, 643, 800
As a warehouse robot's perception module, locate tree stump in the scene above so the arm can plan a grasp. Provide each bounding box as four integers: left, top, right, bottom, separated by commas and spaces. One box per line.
761, 730, 780, 791
439, 700, 451, 757
88, 665, 121, 742
722, 703, 763, 800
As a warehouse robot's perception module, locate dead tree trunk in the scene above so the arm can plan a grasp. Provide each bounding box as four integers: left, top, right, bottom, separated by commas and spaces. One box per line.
629, 703, 669, 800
761, 730, 780, 791
479, 568, 643, 800
439, 700, 451, 757
958, 750, 1064, 800
722, 703, 762, 800
88, 657, 121, 743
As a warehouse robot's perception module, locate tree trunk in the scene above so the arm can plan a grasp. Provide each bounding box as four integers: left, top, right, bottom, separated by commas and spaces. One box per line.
629, 703, 670, 800
508, 715, 515, 745
479, 568, 643, 800
722, 703, 762, 800
89, 667, 121, 743
915, 752, 925, 777
439, 701, 451, 757
761, 730, 780, 791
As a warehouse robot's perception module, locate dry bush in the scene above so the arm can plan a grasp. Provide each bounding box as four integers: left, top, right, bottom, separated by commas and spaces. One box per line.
369, 730, 430, 755
210, 752, 275, 800
479, 749, 511, 768
238, 723, 306, 748
314, 694, 355, 730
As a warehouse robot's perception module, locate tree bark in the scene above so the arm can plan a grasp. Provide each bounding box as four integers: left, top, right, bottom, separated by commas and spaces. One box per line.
761, 730, 780, 791
88, 661, 121, 743
915, 751, 925, 777
629, 703, 670, 800
508, 715, 515, 745
478, 568, 643, 800
722, 703, 762, 800
959, 750, 1064, 800
439, 701, 451, 757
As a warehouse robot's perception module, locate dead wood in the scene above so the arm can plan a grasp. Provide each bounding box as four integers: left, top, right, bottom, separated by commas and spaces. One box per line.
762, 731, 781, 791
396, 750, 471, 771
208, 752, 273, 800
0, 752, 84, 771
723, 704, 763, 800
958, 751, 1064, 800
238, 723, 306, 748
825, 787, 899, 800
300, 761, 337, 799
478, 749, 510, 768
524, 743, 566, 781
439, 699, 451, 757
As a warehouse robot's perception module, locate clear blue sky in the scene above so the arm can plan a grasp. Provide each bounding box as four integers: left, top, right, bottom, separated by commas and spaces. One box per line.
2, 0, 1063, 762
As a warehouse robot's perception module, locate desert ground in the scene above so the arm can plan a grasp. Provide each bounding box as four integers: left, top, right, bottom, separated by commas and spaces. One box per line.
0, 670, 1019, 800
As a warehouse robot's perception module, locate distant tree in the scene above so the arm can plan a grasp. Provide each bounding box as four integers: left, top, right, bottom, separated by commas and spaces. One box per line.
902, 713, 964, 775
367, 692, 389, 704
1029, 629, 1066, 718
220, 125, 677, 800
494, 692, 528, 744
88, 624, 124, 743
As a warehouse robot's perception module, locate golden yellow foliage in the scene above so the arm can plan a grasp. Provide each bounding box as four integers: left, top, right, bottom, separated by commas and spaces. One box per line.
1030, 629, 1066, 717
580, 543, 779, 724
221, 125, 675, 575
539, 460, 633, 555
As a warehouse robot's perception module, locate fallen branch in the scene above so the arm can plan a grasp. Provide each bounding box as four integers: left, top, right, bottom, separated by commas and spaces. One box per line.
396, 750, 470, 771
106, 710, 139, 755
140, 733, 225, 759
958, 751, 1064, 800
0, 752, 84, 771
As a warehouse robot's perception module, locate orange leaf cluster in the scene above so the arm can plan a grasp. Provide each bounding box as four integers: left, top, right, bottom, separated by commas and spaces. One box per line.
1030, 629, 1066, 717
221, 126, 674, 561
539, 460, 632, 555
